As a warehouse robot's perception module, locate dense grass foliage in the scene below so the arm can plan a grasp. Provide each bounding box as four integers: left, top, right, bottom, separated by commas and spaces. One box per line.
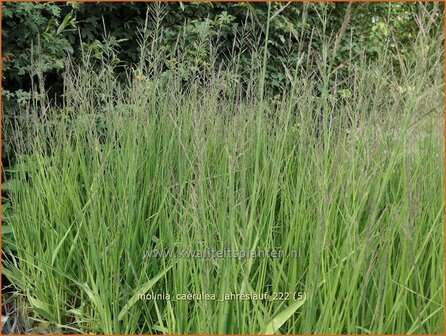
2, 6, 444, 334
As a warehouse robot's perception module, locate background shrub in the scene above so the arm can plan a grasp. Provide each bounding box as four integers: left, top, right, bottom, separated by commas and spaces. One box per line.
2, 2, 442, 161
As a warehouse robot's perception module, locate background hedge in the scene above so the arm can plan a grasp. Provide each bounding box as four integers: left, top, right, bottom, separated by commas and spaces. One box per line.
1, 1, 442, 163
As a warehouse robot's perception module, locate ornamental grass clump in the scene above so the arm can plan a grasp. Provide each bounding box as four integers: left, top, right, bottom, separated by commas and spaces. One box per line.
2, 4, 444, 334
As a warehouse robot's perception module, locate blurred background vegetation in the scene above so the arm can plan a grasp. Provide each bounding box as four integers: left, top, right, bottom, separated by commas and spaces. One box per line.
1, 1, 443, 164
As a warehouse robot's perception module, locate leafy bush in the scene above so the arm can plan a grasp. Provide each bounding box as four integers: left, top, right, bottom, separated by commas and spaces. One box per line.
2, 2, 442, 161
